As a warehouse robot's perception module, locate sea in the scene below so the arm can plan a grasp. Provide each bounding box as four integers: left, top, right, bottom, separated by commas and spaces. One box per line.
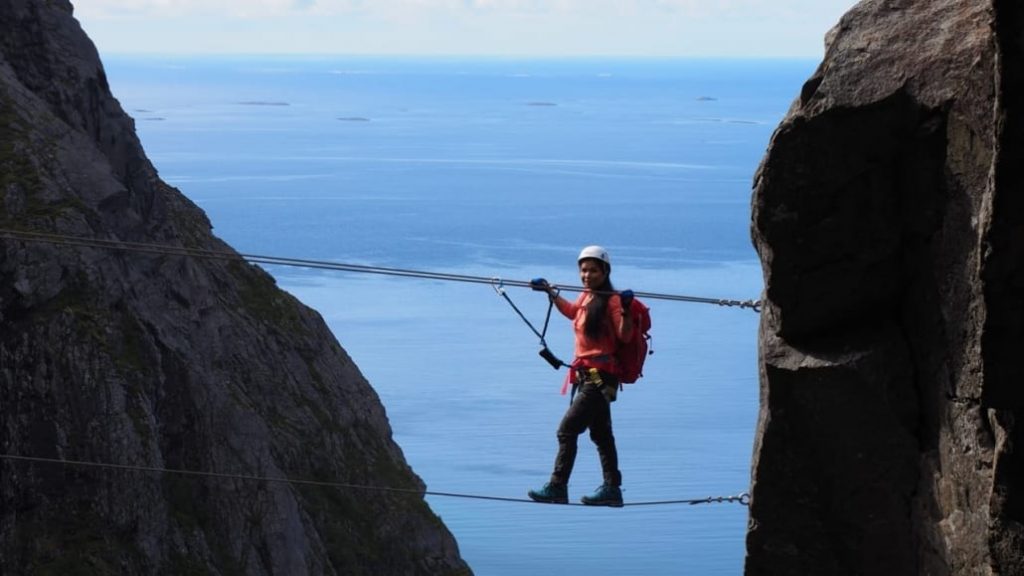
101, 55, 816, 576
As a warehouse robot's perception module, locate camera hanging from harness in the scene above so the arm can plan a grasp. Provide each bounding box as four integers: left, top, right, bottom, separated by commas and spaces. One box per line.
492, 278, 568, 370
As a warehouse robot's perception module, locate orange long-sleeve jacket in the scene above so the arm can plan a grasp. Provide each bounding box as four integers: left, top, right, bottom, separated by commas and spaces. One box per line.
556, 292, 634, 365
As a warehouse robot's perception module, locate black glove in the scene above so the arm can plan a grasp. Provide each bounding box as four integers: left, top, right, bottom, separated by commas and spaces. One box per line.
619, 289, 634, 310
530, 277, 550, 291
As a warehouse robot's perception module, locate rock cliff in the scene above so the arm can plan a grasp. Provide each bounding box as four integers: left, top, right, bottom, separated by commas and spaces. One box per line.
748, 0, 1024, 574
0, 1, 470, 574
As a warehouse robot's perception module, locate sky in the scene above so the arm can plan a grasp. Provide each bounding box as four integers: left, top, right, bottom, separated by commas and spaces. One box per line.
73, 0, 862, 58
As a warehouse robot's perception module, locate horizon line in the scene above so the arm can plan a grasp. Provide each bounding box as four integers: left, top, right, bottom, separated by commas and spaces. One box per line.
98, 51, 823, 61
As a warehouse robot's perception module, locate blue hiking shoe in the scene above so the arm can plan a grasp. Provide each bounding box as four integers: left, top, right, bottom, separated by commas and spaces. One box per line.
580, 484, 623, 507
528, 482, 568, 504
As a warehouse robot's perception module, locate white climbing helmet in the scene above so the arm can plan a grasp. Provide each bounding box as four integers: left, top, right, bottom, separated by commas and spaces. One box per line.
577, 245, 611, 268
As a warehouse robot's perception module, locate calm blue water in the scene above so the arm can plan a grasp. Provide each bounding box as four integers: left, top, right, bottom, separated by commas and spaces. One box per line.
104, 55, 813, 576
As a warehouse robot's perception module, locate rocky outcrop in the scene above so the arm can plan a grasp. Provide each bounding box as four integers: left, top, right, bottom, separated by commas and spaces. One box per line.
0, 1, 470, 574
747, 0, 1024, 574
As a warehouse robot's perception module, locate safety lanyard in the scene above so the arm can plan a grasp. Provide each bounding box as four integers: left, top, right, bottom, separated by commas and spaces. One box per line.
492, 280, 568, 369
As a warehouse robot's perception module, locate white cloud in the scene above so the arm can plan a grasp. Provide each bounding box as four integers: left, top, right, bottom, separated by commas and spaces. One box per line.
72, 0, 860, 56
76, 0, 333, 18
77, 0, 842, 19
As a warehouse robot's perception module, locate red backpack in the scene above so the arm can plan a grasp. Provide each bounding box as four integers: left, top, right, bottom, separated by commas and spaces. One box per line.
616, 299, 652, 384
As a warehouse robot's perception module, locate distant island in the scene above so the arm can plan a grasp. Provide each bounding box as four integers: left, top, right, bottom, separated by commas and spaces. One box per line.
527, 101, 557, 107
337, 116, 371, 122
238, 101, 290, 106
696, 96, 718, 101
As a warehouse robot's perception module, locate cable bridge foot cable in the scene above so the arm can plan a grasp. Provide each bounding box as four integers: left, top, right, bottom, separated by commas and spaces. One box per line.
687, 493, 751, 506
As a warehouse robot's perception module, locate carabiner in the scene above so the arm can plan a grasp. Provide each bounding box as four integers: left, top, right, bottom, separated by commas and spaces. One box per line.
491, 277, 506, 296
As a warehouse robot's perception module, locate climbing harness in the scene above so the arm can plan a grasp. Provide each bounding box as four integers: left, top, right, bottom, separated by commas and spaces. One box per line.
492, 278, 568, 369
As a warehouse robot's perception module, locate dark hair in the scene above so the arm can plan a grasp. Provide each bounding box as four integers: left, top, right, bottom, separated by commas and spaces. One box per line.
582, 260, 614, 341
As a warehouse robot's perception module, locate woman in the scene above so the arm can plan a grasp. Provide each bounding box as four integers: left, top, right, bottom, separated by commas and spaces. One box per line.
528, 245, 634, 507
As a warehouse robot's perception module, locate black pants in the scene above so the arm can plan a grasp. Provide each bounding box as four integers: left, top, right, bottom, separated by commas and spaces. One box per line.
549, 376, 622, 487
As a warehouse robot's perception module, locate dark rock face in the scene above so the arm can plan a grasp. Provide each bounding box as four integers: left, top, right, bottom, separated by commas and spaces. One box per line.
748, 0, 1024, 574
0, 1, 470, 574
